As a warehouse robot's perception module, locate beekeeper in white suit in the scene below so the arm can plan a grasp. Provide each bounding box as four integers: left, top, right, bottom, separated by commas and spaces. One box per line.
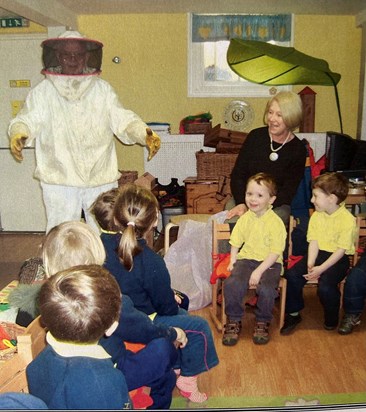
9, 30, 160, 233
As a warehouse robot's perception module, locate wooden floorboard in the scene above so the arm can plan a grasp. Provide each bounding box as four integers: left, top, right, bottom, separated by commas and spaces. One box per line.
191, 290, 366, 398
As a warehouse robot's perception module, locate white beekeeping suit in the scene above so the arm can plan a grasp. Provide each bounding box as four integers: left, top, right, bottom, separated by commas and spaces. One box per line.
9, 30, 160, 233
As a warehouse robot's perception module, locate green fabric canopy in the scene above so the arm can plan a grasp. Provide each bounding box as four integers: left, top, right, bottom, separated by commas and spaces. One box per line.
227, 38, 343, 132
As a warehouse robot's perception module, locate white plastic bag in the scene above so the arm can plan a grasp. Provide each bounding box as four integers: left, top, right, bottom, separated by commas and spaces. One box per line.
164, 211, 228, 311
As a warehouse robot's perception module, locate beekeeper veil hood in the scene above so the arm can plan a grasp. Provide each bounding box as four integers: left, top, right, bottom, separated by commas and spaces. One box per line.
41, 30, 103, 75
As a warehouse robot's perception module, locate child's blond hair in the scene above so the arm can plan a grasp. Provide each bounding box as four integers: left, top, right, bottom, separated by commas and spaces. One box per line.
42, 221, 106, 277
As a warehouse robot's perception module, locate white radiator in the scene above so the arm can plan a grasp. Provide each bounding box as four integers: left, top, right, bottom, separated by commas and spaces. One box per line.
144, 133, 215, 185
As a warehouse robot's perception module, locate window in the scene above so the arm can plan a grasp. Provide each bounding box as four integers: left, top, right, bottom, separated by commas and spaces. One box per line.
188, 14, 293, 97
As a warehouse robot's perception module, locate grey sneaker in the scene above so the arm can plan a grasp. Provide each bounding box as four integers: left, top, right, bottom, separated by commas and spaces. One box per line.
253, 321, 270, 345
222, 319, 242, 346
338, 313, 361, 335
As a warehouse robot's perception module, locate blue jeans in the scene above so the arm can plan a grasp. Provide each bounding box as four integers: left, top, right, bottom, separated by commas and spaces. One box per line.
154, 308, 219, 376
100, 336, 177, 410
120, 338, 177, 410
224, 259, 281, 323
285, 251, 350, 326
343, 253, 366, 314
99, 295, 179, 409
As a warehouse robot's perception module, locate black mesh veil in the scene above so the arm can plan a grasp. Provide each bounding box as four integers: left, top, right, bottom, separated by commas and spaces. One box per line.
41, 31, 103, 73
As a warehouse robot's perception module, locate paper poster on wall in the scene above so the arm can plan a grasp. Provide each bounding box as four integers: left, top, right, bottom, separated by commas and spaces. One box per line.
11, 100, 24, 117
9, 79, 31, 88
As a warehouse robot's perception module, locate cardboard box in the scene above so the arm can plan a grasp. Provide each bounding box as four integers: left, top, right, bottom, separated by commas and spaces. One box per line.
118, 170, 138, 187
134, 172, 156, 191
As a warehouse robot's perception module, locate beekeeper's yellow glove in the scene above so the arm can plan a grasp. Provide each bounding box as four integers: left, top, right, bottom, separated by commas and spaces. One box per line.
10, 133, 28, 162
145, 128, 161, 161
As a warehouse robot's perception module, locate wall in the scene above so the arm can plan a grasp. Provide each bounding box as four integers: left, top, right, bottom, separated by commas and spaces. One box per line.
77, 14, 361, 175
295, 15, 361, 138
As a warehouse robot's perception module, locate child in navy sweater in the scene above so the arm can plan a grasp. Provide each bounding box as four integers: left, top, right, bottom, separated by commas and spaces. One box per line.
99, 183, 219, 403
27, 264, 132, 409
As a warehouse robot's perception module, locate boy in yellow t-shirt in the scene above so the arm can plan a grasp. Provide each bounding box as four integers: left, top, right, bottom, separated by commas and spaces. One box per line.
281, 172, 356, 335
223, 173, 287, 346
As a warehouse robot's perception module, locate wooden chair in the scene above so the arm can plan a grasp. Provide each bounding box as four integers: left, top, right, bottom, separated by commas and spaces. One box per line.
164, 213, 212, 253
209, 220, 287, 333
353, 213, 366, 264
0, 316, 46, 393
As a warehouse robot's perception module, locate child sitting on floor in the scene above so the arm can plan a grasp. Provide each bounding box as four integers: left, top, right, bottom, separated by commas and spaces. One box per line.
90, 188, 190, 310
26, 264, 133, 409
99, 183, 219, 403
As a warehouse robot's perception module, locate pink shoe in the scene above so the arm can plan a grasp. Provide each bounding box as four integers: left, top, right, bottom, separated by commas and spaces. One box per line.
176, 375, 208, 403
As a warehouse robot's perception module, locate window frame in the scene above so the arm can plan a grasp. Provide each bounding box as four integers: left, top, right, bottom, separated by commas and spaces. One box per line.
187, 13, 294, 98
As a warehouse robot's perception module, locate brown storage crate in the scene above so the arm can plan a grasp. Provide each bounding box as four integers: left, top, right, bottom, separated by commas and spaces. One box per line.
215, 141, 242, 153
118, 170, 138, 187
196, 151, 238, 180
184, 177, 230, 214
204, 123, 247, 149
183, 121, 212, 134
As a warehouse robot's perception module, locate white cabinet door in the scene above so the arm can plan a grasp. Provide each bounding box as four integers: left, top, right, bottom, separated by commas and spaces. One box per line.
0, 148, 46, 232
0, 34, 47, 231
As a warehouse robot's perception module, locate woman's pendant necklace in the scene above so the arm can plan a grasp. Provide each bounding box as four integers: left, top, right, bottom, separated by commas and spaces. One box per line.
269, 131, 291, 162
269, 152, 279, 161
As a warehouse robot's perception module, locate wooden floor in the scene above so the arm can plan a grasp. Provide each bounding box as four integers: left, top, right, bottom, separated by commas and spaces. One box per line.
195, 294, 366, 399
0, 232, 45, 289
1, 232, 366, 404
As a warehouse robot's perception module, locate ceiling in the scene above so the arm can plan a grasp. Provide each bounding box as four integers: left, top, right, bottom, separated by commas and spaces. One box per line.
0, 0, 366, 31
53, 0, 366, 16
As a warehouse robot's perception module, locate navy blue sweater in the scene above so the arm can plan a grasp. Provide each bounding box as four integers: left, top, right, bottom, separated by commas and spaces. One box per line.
102, 233, 178, 316
27, 345, 131, 409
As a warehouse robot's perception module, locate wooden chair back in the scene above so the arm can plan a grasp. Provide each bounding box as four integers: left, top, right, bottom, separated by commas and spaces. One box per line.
0, 316, 46, 394
354, 214, 366, 265
209, 221, 231, 332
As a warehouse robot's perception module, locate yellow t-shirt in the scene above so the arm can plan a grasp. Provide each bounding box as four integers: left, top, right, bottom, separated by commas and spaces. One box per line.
307, 204, 356, 255
230, 208, 287, 264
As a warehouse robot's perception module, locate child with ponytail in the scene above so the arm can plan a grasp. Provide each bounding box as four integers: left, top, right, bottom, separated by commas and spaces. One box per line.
101, 183, 219, 403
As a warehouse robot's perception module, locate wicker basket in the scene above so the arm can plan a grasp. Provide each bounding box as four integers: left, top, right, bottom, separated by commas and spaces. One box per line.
0, 321, 26, 360
196, 151, 238, 180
